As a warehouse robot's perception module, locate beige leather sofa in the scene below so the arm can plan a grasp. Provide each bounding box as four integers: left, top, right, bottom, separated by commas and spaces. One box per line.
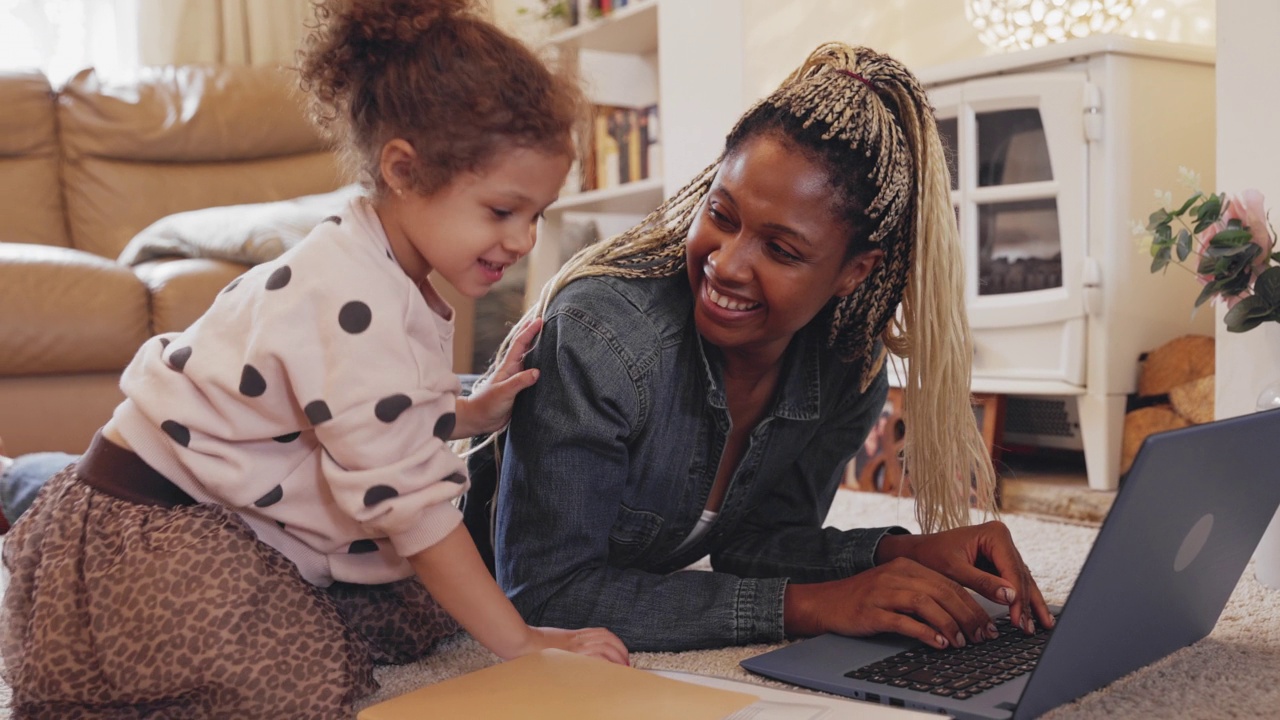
0, 65, 473, 455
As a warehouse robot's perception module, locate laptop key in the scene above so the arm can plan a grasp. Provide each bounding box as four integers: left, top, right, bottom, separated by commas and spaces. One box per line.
904, 669, 947, 686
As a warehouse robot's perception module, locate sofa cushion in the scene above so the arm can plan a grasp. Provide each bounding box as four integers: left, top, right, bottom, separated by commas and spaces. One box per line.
118, 184, 363, 267
0, 244, 150, 375
58, 65, 346, 259
0, 71, 68, 248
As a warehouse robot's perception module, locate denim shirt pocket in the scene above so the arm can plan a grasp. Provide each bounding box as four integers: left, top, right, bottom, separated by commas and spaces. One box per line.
607, 503, 664, 568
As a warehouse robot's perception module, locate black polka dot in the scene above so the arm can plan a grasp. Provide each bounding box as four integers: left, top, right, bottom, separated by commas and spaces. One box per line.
167, 346, 192, 372
239, 364, 267, 397
338, 301, 372, 334
348, 539, 379, 554
276, 520, 286, 529
443, 472, 467, 484
375, 394, 412, 423
159, 338, 171, 348
161, 420, 190, 447
433, 412, 456, 440
323, 215, 342, 225
273, 431, 301, 443
305, 400, 332, 425
364, 485, 399, 506
265, 266, 292, 290
254, 485, 283, 508
222, 277, 242, 294
385, 250, 394, 262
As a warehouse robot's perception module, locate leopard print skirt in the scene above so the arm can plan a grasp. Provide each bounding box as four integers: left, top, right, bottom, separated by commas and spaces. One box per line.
0, 466, 460, 719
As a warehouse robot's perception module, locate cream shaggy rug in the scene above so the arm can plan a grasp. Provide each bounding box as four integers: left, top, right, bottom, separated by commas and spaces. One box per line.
3, 489, 1278, 718
361, 490, 1280, 719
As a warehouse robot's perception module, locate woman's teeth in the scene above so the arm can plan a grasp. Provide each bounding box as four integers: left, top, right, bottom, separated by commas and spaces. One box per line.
708, 286, 758, 311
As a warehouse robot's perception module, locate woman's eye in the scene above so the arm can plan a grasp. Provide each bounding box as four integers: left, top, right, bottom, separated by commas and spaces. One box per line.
491, 208, 514, 220
707, 206, 733, 227
768, 242, 801, 262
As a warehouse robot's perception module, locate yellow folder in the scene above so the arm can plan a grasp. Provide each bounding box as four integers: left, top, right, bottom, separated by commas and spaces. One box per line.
357, 649, 759, 720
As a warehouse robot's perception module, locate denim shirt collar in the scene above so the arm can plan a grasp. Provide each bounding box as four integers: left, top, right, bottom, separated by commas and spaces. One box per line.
694, 321, 824, 422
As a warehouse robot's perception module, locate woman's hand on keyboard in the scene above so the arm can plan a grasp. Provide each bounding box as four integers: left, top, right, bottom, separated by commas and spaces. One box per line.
783, 556, 995, 650
875, 521, 1056, 637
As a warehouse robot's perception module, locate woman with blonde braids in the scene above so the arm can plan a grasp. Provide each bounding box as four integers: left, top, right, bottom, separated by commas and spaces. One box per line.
468, 43, 1054, 651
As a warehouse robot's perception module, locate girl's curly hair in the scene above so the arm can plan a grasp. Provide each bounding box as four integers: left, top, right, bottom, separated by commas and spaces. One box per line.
297, 0, 585, 195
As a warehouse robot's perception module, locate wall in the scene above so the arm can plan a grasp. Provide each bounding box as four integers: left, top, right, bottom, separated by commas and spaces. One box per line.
1214, 0, 1280, 419
741, 0, 1215, 100
741, 0, 985, 100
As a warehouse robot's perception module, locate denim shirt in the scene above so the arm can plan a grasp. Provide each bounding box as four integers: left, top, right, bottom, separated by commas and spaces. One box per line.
493, 273, 901, 651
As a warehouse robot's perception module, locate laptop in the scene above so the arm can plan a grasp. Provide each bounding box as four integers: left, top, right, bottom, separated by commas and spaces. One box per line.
742, 407, 1280, 720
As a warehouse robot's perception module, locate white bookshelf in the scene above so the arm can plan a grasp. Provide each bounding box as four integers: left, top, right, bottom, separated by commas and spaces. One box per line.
523, 0, 747, 309
547, 1, 658, 54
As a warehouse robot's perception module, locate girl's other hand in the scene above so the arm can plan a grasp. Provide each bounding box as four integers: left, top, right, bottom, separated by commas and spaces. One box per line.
453, 317, 543, 438
523, 626, 630, 666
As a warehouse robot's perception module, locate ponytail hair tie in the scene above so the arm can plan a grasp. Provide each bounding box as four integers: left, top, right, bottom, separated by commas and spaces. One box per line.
836, 69, 876, 91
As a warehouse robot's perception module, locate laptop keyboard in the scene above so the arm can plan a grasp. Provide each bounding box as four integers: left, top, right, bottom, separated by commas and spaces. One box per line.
843, 615, 1055, 701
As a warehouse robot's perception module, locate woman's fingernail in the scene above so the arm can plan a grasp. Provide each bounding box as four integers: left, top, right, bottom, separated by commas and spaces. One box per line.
987, 623, 999, 639
1023, 618, 1035, 634
954, 632, 966, 648
1000, 587, 1016, 603
935, 634, 948, 648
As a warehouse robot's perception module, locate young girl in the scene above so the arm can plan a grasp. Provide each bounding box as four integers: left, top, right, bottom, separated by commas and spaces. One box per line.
0, 0, 626, 716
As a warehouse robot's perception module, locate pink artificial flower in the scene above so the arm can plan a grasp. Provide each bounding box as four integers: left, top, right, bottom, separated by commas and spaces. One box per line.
1194, 189, 1276, 309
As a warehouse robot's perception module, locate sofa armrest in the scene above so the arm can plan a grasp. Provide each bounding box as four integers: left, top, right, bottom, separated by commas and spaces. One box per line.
0, 243, 149, 375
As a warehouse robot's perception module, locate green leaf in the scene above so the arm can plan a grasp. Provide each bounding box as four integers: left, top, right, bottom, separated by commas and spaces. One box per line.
1173, 192, 1203, 217
1152, 245, 1172, 271
1224, 295, 1270, 332
1147, 208, 1171, 228
1255, 266, 1280, 306
1193, 280, 1219, 308
1210, 228, 1254, 246
1176, 228, 1192, 261
1195, 195, 1223, 223
1206, 244, 1251, 259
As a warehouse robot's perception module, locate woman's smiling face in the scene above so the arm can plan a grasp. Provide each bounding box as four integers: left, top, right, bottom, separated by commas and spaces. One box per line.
685, 133, 881, 362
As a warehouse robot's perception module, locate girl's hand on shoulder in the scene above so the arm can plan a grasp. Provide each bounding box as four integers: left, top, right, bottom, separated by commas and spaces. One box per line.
454, 317, 543, 438
875, 522, 1055, 636
521, 626, 630, 666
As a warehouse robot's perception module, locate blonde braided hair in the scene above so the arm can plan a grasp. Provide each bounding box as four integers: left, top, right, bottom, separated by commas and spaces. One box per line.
480, 43, 994, 532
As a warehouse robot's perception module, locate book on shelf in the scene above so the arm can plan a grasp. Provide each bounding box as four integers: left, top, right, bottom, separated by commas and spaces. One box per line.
579, 103, 660, 194
570, 0, 647, 24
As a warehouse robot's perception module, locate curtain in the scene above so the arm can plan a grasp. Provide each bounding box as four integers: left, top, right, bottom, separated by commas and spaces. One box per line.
0, 0, 141, 85
0, 0, 310, 86
136, 0, 312, 67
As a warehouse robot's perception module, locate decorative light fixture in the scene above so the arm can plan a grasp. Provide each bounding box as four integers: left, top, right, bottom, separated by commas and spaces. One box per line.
965, 0, 1144, 52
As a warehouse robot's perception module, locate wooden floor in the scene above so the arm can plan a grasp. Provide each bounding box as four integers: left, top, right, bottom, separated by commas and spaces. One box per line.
995, 448, 1115, 525
844, 447, 1117, 526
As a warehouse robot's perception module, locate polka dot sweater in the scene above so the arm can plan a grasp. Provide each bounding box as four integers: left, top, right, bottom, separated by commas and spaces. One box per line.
108, 197, 467, 586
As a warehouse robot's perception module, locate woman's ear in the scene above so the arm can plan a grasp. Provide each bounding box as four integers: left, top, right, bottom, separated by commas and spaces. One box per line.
379, 138, 418, 195
835, 249, 885, 298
